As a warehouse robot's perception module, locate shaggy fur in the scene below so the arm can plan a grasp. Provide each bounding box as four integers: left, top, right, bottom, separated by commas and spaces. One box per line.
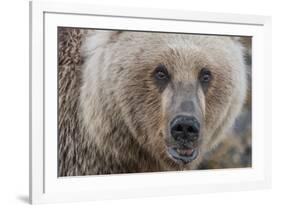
58, 28, 247, 176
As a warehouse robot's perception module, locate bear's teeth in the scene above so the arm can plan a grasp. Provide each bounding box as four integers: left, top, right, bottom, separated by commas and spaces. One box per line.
177, 148, 194, 156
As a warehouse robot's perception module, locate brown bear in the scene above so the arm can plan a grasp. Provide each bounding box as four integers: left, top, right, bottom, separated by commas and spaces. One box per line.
58, 28, 247, 176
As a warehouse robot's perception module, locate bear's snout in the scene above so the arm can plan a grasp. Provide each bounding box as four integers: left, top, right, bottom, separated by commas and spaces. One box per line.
166, 115, 201, 164
170, 115, 200, 144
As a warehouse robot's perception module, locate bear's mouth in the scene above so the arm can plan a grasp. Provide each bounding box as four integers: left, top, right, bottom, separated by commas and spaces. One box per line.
167, 147, 198, 164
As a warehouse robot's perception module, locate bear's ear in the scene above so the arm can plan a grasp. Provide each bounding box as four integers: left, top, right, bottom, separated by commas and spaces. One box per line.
230, 36, 251, 50
81, 30, 122, 57
230, 36, 252, 58
231, 36, 252, 93
230, 37, 245, 48
230, 36, 252, 59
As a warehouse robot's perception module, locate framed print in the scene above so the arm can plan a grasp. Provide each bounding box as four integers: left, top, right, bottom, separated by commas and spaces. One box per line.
29, 0, 272, 204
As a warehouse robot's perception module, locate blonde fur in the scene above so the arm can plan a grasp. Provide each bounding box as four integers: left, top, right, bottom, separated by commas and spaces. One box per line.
58, 30, 247, 175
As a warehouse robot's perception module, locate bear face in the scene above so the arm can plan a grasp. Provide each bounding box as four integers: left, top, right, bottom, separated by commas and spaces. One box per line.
81, 31, 247, 171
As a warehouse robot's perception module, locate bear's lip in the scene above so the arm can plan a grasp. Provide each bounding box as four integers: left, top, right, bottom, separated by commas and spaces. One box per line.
167, 146, 198, 164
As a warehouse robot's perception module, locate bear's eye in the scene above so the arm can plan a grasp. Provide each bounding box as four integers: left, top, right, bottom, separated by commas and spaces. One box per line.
155, 70, 167, 80
153, 64, 170, 90
199, 68, 212, 84
154, 64, 169, 81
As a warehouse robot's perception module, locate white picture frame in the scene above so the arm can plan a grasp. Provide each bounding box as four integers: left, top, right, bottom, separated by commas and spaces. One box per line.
29, 0, 272, 204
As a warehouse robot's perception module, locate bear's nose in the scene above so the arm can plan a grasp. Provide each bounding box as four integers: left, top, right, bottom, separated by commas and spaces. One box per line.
170, 115, 200, 142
